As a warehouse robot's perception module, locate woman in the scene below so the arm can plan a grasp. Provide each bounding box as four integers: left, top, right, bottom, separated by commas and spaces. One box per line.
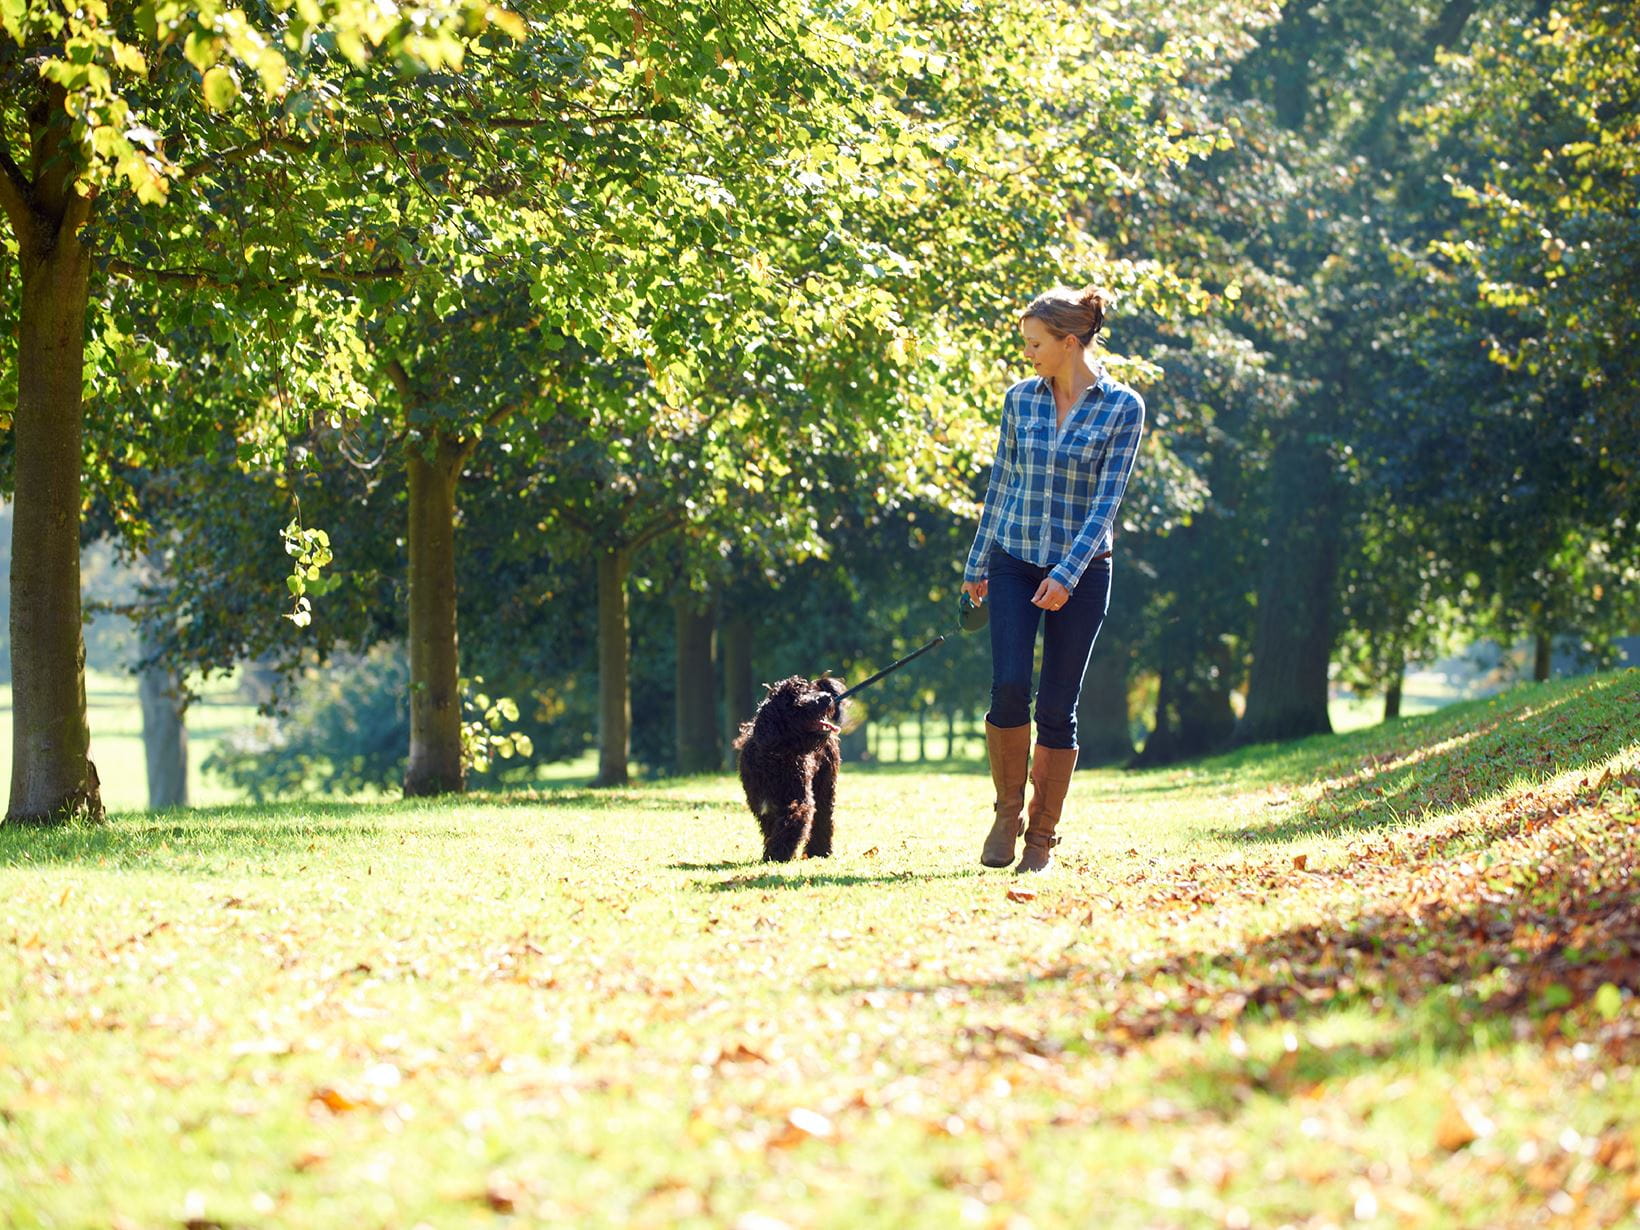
960, 286, 1145, 873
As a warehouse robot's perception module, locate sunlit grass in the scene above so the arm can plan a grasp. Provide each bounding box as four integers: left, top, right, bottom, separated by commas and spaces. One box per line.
1, 672, 1635, 1228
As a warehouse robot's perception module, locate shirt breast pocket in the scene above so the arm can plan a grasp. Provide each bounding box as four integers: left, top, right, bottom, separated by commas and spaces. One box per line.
1062, 424, 1113, 465
1015, 418, 1053, 461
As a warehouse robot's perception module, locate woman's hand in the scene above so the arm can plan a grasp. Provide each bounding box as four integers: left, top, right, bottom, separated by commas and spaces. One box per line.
962, 580, 988, 604
1031, 578, 1070, 611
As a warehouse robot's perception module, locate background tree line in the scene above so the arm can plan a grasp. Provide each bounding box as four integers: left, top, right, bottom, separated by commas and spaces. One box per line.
3, 0, 1635, 816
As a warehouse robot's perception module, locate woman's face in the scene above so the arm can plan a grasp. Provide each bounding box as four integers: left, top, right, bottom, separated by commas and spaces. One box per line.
1021, 316, 1075, 381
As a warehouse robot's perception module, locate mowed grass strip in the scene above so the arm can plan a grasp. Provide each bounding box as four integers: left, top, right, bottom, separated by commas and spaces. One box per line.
2, 672, 1636, 1229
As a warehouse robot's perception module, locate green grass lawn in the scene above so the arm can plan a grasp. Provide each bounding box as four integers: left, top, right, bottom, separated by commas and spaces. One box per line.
2, 672, 1637, 1228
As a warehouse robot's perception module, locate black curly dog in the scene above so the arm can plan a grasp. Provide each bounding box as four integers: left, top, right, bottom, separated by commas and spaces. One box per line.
733, 675, 846, 862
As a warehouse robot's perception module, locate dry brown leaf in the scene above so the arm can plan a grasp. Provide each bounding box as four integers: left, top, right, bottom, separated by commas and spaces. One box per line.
484, 1175, 521, 1213
1292, 854, 1308, 871
1006, 887, 1037, 903
292, 1149, 328, 1172
310, 1085, 364, 1114
1594, 1130, 1637, 1172
771, 1108, 835, 1149
1435, 1098, 1494, 1151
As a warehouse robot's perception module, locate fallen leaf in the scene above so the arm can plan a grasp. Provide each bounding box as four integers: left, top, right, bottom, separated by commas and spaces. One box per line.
484, 1175, 520, 1213
771, 1108, 835, 1149
1594, 1129, 1636, 1172
1006, 887, 1037, 903
1292, 854, 1308, 871
1435, 1098, 1494, 1151
310, 1086, 365, 1114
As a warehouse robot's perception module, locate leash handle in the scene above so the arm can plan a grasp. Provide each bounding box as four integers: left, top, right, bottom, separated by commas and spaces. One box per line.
835, 635, 946, 704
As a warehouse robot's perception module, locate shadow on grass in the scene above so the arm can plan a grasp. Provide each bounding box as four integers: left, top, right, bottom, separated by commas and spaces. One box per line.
0, 800, 472, 868
1214, 673, 1640, 844
846, 756, 987, 776
839, 771, 1640, 1102
703, 867, 983, 892
669, 860, 746, 872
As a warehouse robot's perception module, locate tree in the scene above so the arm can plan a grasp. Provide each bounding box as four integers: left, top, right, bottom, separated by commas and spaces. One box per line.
1224, 0, 1489, 745
1, 0, 510, 821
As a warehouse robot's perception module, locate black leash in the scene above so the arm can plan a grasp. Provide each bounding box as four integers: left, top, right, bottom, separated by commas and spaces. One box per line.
834, 635, 946, 705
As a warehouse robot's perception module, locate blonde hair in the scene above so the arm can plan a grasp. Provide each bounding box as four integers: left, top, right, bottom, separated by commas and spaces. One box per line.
1021, 285, 1111, 347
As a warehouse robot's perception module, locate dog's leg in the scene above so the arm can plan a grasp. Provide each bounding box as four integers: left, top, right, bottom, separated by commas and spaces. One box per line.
804, 747, 837, 858
767, 767, 820, 859
763, 798, 813, 863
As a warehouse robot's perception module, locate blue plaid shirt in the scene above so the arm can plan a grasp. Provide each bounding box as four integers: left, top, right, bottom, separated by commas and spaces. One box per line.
964, 370, 1146, 593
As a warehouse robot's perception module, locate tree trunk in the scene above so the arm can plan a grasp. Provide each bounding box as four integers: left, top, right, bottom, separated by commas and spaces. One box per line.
138, 619, 188, 810
403, 441, 466, 797
916, 710, 926, 761
1078, 644, 1136, 766
1533, 631, 1551, 682
945, 708, 956, 759
1235, 438, 1341, 746
6, 171, 102, 823
594, 548, 631, 786
840, 720, 868, 763
1137, 631, 1236, 766
721, 616, 755, 769
674, 596, 720, 774
1383, 671, 1403, 721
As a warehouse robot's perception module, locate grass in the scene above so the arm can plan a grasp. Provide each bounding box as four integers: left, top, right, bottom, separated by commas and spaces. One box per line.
2, 672, 1637, 1228
0, 670, 260, 812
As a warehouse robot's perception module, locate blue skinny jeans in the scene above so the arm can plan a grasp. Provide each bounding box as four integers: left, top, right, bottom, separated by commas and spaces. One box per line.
985, 546, 1112, 750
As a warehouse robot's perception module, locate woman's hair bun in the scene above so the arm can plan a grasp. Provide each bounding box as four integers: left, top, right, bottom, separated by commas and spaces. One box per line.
1079, 286, 1110, 336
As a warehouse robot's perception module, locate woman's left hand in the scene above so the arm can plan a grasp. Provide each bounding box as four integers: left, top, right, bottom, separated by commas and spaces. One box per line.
1031, 578, 1071, 611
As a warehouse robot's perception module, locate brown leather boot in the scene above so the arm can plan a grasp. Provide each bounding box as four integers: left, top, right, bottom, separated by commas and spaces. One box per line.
1017, 745, 1077, 874
980, 721, 1031, 867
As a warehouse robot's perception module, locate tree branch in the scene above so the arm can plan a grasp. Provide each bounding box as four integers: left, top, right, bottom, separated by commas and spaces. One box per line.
384, 357, 416, 407
629, 509, 685, 553
464, 110, 653, 129
104, 258, 411, 289
176, 132, 400, 183
557, 507, 596, 536
0, 130, 31, 235
174, 101, 654, 186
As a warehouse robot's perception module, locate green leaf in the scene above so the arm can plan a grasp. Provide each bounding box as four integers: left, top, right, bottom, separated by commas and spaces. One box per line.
1594, 983, 1623, 1022
202, 65, 240, 111
255, 47, 288, 96
2, 0, 28, 41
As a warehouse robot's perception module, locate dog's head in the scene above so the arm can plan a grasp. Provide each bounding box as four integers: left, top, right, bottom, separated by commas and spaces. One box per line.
751, 674, 845, 747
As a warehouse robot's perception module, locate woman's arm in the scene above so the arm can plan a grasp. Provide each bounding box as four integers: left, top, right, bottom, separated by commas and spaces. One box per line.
962, 390, 1018, 585
1049, 392, 1145, 593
